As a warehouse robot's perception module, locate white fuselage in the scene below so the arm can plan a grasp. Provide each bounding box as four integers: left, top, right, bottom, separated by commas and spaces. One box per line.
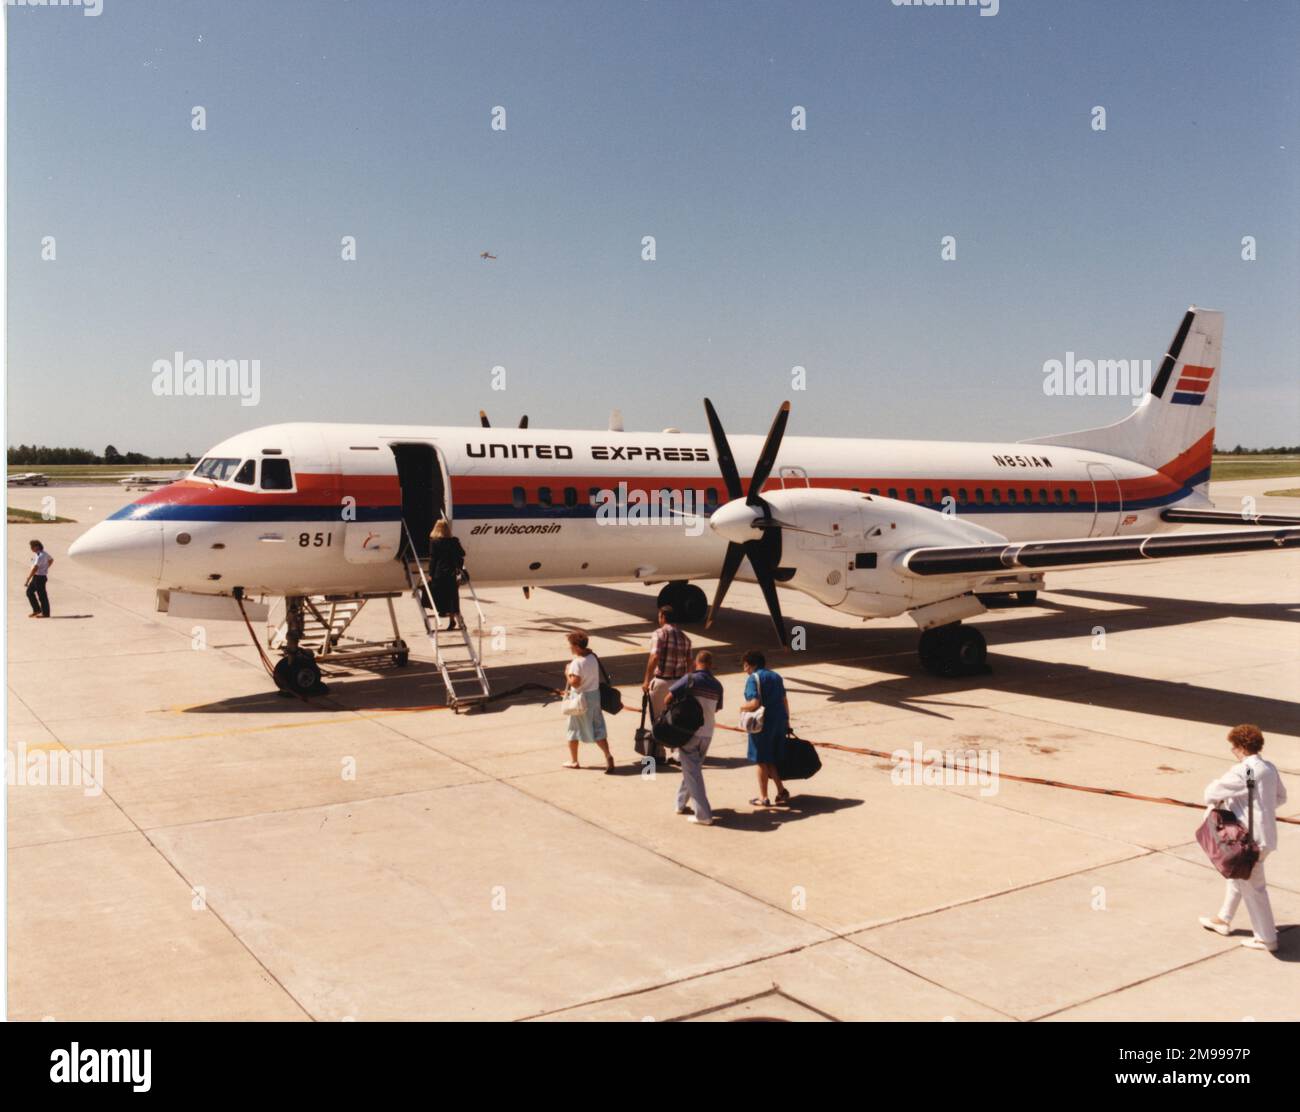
75, 421, 1205, 617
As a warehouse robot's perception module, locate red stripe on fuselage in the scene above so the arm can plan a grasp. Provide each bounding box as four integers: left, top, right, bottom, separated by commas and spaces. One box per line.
126, 474, 399, 509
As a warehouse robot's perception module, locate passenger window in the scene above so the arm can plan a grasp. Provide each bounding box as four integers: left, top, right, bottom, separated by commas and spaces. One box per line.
887, 487, 898, 500
232, 460, 256, 486
924, 488, 934, 504
512, 486, 526, 510
705, 487, 719, 510
975, 489, 985, 505
538, 486, 552, 507
1053, 489, 1064, 505
261, 458, 293, 490
906, 487, 917, 502
564, 486, 578, 508
991, 489, 1002, 504
1038, 488, 1048, 504
957, 488, 968, 504
1023, 488, 1033, 504
869, 487, 880, 496
1006, 488, 1017, 504
1068, 489, 1079, 505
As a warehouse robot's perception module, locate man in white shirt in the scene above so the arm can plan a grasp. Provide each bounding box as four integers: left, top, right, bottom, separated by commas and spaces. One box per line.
1199, 724, 1288, 951
25, 539, 53, 618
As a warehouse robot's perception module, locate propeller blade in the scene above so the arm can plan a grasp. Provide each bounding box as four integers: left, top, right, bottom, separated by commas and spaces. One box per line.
706, 542, 746, 628
747, 401, 790, 506
745, 539, 789, 646
479, 411, 491, 428
703, 398, 743, 501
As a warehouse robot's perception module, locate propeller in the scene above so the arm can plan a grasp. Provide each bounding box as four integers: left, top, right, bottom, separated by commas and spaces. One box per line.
702, 398, 792, 646
479, 411, 528, 429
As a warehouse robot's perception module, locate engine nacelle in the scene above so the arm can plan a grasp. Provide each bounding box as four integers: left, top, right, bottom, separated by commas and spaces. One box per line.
757, 488, 1007, 618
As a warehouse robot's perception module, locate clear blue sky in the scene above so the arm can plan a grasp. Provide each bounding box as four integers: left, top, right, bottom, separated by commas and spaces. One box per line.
8, 0, 1299, 456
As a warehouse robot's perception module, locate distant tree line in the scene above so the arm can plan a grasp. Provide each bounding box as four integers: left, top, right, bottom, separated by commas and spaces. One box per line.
7, 444, 195, 466
1213, 444, 1300, 455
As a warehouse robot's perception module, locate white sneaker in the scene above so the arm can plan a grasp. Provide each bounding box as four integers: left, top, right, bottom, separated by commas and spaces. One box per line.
1198, 916, 1231, 937
689, 815, 713, 825
1241, 937, 1278, 952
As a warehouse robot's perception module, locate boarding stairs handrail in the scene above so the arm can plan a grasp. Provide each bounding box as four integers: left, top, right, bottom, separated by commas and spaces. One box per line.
400, 520, 490, 709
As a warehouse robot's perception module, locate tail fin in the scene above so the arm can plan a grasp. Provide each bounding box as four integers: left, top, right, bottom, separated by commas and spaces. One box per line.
1022, 306, 1222, 495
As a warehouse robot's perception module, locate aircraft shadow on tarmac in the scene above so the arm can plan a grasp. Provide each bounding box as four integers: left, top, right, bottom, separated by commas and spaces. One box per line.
183, 585, 1299, 743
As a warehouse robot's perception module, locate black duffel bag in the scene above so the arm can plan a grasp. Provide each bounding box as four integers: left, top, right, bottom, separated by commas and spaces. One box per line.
592, 654, 623, 715
651, 681, 704, 748
777, 728, 822, 781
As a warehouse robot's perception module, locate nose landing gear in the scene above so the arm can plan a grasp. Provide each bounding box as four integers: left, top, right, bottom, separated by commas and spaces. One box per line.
274, 595, 329, 695
917, 622, 988, 678
273, 650, 327, 696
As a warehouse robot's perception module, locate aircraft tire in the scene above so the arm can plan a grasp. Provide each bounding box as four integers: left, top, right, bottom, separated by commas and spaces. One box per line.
275, 652, 323, 695
656, 581, 708, 624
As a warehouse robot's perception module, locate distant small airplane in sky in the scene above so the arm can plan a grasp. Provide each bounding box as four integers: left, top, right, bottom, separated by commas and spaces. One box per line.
479, 251, 497, 261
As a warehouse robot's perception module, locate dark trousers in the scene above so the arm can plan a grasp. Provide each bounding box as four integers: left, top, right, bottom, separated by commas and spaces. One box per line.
26, 575, 50, 616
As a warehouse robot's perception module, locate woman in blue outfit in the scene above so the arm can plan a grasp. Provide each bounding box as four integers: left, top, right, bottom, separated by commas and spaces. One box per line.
740, 650, 791, 807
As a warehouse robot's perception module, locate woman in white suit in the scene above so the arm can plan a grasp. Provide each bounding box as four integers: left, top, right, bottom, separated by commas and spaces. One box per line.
1199, 724, 1288, 952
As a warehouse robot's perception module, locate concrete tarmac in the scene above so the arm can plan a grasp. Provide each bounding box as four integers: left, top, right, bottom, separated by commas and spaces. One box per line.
6, 480, 1299, 1020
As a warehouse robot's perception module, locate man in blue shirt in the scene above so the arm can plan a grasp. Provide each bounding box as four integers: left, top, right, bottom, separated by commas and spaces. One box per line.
666, 650, 724, 825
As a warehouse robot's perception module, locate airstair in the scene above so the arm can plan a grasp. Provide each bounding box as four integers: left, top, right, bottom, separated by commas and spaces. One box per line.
268, 594, 409, 667
402, 522, 490, 711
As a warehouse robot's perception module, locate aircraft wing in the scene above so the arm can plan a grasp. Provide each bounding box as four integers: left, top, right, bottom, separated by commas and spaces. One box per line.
900, 527, 1300, 578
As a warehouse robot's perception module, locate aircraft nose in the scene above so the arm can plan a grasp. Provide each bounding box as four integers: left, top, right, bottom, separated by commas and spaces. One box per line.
708, 499, 763, 545
68, 520, 164, 584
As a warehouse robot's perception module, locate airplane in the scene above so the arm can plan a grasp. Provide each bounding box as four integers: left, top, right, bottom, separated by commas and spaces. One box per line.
8, 472, 49, 486
118, 471, 186, 491
68, 307, 1300, 697
479, 251, 497, 261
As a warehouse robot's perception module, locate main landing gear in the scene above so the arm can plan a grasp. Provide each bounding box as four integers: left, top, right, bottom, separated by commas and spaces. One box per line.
656, 581, 709, 624
917, 622, 988, 678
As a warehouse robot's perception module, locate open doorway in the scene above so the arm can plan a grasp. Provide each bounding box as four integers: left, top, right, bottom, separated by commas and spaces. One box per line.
390, 443, 446, 558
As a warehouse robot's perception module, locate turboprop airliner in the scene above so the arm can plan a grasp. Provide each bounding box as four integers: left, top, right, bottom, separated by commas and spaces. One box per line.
69, 307, 1299, 698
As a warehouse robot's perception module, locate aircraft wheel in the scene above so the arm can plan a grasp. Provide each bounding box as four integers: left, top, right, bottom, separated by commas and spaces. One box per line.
677, 584, 708, 623
951, 625, 988, 674
656, 581, 708, 623
275, 652, 323, 695
918, 624, 988, 677
918, 627, 946, 675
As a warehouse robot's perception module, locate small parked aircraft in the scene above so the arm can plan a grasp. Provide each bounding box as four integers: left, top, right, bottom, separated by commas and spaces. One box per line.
69, 307, 1299, 700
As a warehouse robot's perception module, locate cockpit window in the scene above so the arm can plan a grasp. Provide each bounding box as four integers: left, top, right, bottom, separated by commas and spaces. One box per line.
193, 457, 242, 481
232, 460, 257, 486
260, 458, 293, 490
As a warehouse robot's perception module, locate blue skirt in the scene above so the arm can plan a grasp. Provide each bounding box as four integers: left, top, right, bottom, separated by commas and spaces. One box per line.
565, 690, 608, 744
747, 715, 788, 765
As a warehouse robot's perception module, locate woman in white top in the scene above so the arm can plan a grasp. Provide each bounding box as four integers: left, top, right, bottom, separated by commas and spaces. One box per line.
560, 630, 614, 773
1199, 724, 1288, 952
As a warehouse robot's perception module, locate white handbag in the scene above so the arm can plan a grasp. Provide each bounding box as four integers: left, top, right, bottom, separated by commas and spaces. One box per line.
739, 670, 766, 733
560, 687, 587, 716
